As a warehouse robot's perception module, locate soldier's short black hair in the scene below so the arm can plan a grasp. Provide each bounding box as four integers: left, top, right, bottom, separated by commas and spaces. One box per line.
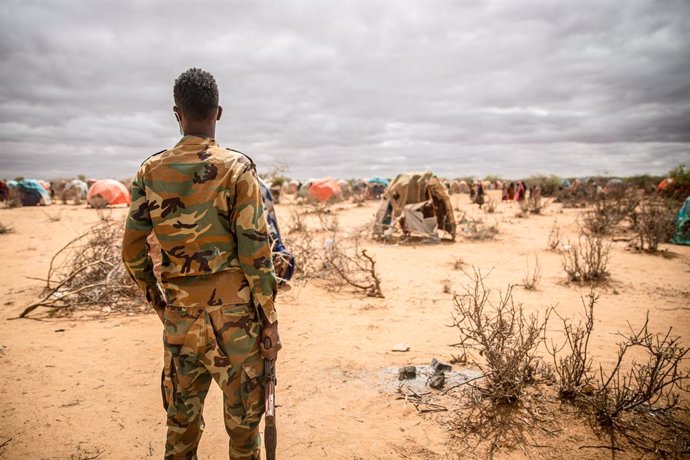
173, 68, 219, 121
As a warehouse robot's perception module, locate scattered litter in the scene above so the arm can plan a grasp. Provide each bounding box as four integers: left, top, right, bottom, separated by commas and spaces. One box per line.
391, 343, 411, 352
54, 329, 65, 333
428, 372, 445, 389
398, 366, 417, 381
430, 358, 452, 373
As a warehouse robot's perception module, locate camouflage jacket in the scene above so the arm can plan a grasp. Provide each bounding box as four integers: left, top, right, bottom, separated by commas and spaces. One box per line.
122, 135, 278, 324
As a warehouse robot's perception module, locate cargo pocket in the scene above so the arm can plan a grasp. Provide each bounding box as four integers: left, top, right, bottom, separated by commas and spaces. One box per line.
240, 358, 265, 425
161, 350, 177, 412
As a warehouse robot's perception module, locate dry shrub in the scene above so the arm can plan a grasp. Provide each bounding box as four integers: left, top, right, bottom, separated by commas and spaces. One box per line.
287, 210, 306, 234
451, 268, 550, 404
0, 222, 13, 234
561, 233, 611, 283
18, 218, 142, 318
527, 193, 547, 214
631, 200, 676, 252
547, 220, 561, 251
521, 255, 541, 290
323, 234, 383, 298
483, 196, 497, 214
462, 218, 499, 240
589, 313, 690, 428
546, 291, 596, 399
7, 188, 22, 208
582, 195, 638, 235
452, 257, 465, 270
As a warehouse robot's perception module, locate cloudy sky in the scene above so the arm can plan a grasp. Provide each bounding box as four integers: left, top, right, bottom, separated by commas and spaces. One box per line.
1, 0, 688, 180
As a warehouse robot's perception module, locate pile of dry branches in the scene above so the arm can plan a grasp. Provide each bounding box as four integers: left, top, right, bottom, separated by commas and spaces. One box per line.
19, 218, 143, 318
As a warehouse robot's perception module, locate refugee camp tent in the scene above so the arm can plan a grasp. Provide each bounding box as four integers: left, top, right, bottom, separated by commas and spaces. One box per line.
672, 196, 690, 246
87, 179, 131, 207
258, 179, 295, 283
374, 171, 455, 241
658, 178, 673, 193
368, 177, 389, 187
14, 179, 52, 206
605, 178, 624, 194
308, 177, 341, 202
64, 179, 88, 198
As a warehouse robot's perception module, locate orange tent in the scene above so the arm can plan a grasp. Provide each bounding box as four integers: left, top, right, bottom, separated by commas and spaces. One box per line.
308, 177, 341, 202
87, 179, 131, 206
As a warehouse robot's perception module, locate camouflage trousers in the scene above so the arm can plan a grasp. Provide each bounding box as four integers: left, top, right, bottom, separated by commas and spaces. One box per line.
161, 303, 265, 460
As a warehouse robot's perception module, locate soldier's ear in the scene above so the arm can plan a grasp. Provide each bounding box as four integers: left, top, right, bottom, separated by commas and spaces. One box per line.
216, 106, 223, 121
173, 106, 181, 122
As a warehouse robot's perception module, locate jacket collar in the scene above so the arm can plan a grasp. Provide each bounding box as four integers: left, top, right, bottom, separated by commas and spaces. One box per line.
175, 135, 218, 147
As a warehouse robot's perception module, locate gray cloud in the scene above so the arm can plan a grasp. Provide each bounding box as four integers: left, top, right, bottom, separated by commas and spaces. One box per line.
1, 0, 689, 180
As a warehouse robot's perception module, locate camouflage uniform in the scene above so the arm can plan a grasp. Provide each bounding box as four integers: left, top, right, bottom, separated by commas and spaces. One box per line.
122, 135, 277, 460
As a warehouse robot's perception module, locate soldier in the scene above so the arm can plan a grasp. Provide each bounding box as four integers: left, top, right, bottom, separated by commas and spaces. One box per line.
122, 68, 281, 460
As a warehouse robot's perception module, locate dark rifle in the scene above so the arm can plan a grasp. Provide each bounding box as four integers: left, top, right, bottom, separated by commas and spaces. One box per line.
264, 337, 277, 460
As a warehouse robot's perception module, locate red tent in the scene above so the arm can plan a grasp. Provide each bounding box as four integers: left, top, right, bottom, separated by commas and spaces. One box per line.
87, 179, 131, 207
658, 178, 673, 192
309, 177, 341, 202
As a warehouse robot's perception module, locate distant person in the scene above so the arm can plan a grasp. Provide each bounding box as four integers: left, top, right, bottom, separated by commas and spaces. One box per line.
475, 181, 485, 207
501, 183, 509, 201
515, 181, 526, 202
507, 182, 515, 200
121, 68, 280, 460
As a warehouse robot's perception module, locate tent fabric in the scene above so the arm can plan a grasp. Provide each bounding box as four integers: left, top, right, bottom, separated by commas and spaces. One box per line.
377, 171, 456, 240
308, 177, 341, 202
658, 178, 672, 192
258, 179, 295, 283
17, 179, 52, 206
368, 177, 389, 186
672, 196, 690, 246
65, 179, 89, 197
87, 179, 131, 206
401, 202, 439, 241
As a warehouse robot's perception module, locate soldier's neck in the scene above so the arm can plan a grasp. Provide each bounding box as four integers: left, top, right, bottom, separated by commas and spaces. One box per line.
182, 121, 216, 139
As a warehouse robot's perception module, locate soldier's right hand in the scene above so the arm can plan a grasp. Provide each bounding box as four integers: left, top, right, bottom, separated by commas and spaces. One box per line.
260, 322, 282, 361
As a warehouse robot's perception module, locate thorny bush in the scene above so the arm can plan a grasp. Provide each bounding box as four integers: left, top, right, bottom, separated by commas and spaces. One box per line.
561, 232, 612, 283
546, 291, 596, 399
589, 314, 690, 428
450, 269, 550, 404
631, 199, 676, 252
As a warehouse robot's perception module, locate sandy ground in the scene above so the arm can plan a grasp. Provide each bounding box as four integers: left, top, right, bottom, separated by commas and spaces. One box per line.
0, 192, 689, 459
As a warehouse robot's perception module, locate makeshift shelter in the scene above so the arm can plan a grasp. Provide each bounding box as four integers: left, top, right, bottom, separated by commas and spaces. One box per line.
374, 171, 456, 241
87, 179, 131, 207
308, 177, 341, 202
658, 178, 673, 193
605, 178, 624, 194
14, 179, 52, 206
258, 179, 295, 283
63, 179, 88, 199
672, 196, 690, 246
368, 177, 389, 187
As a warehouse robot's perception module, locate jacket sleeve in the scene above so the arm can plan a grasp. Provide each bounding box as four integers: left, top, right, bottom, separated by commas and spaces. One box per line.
232, 164, 278, 324
122, 169, 166, 312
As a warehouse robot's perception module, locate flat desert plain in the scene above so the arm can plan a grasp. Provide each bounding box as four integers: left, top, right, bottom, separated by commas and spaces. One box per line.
1, 191, 689, 459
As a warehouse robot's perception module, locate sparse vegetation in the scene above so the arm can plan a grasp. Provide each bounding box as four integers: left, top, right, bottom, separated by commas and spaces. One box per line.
581, 195, 638, 236
450, 269, 550, 404
546, 291, 596, 399
561, 233, 611, 283
547, 220, 561, 251
631, 199, 676, 252
588, 313, 690, 428
461, 218, 499, 240
521, 255, 541, 290
0, 222, 13, 234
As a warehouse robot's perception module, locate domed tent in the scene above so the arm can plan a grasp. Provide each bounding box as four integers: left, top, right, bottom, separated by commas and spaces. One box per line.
62, 179, 88, 202
14, 179, 52, 206
672, 196, 690, 246
374, 171, 455, 241
87, 179, 131, 208
308, 177, 342, 202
